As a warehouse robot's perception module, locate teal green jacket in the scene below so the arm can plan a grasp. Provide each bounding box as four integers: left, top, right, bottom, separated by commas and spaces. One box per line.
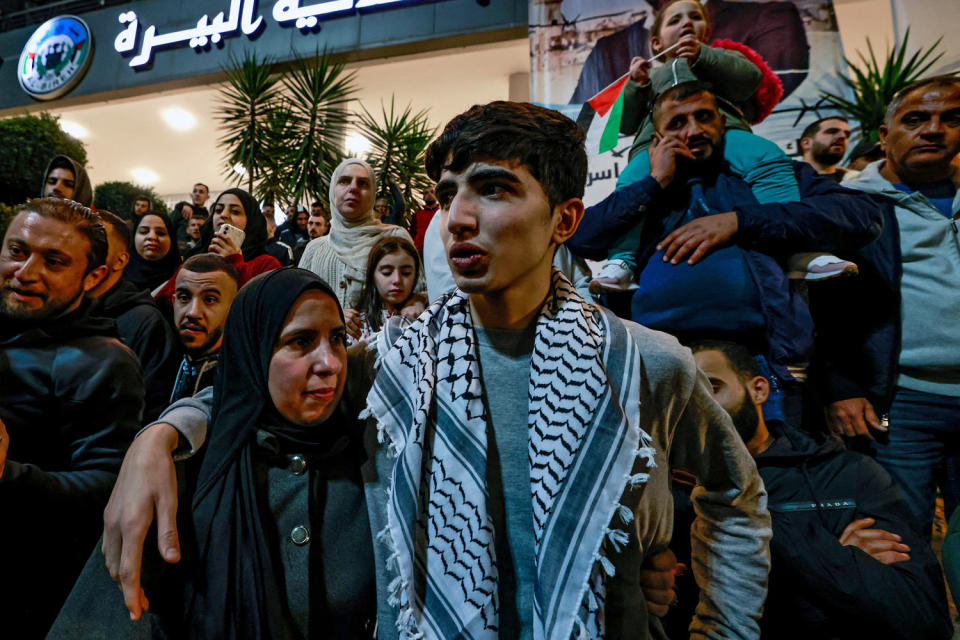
620, 45, 762, 159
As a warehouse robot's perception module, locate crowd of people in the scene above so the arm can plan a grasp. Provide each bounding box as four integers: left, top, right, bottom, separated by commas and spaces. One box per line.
2, 0, 960, 638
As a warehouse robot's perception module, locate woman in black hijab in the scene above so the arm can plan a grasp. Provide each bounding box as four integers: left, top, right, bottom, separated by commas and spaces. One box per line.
154, 187, 281, 305
124, 212, 181, 291
166, 268, 376, 639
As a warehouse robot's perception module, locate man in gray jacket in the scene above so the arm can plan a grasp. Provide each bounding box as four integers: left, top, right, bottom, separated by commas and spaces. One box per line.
99, 101, 770, 639
811, 75, 960, 540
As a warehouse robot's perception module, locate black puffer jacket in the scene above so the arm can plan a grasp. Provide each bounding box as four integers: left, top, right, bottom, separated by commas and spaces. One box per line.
758, 422, 952, 640
0, 301, 144, 638
92, 278, 181, 422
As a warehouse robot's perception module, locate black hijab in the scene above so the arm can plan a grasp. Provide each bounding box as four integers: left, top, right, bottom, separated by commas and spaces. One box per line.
182, 268, 347, 639
190, 187, 268, 261
123, 212, 181, 291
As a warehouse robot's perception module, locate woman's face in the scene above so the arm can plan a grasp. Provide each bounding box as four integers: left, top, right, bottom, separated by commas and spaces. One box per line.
268, 290, 348, 426
653, 1, 709, 53
212, 193, 247, 232
333, 164, 374, 222
295, 211, 308, 231
374, 249, 416, 309
134, 214, 172, 261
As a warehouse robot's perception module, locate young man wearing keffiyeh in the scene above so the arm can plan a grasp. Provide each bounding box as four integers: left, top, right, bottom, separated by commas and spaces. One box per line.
96, 102, 770, 640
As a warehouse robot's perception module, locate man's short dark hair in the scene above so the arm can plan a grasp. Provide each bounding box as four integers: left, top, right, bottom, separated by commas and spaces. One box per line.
48, 157, 75, 175
180, 253, 239, 287
801, 116, 849, 140
194, 182, 209, 191
651, 81, 717, 126
16, 198, 107, 273
135, 195, 151, 204
885, 75, 960, 124
425, 101, 587, 207
689, 339, 760, 382
96, 210, 131, 252
311, 201, 323, 208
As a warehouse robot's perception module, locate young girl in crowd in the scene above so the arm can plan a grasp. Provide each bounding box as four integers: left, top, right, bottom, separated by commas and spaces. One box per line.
591, 0, 853, 292
124, 212, 181, 291
154, 187, 281, 304
354, 236, 423, 339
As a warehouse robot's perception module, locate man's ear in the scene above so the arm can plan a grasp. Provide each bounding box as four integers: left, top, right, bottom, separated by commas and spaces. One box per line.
746, 375, 770, 405
114, 250, 130, 273
878, 124, 889, 151
83, 264, 109, 293
552, 197, 585, 245
799, 137, 812, 152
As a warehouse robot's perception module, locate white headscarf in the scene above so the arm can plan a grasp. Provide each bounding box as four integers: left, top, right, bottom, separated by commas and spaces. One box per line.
327, 158, 405, 270
299, 158, 410, 308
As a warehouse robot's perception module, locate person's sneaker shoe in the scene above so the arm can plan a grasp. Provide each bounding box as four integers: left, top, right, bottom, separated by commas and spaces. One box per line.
590, 259, 639, 294
787, 253, 859, 281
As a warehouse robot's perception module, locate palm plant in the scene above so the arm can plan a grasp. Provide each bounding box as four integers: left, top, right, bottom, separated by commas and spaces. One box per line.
216, 52, 284, 193
282, 49, 357, 205
818, 29, 954, 142
355, 97, 436, 220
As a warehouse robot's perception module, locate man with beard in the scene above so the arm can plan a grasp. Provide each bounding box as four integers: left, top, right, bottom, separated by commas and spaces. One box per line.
800, 116, 853, 182
307, 212, 329, 239
41, 155, 93, 206
169, 254, 239, 402
679, 340, 952, 640
88, 211, 180, 422
0, 198, 144, 637
568, 82, 883, 425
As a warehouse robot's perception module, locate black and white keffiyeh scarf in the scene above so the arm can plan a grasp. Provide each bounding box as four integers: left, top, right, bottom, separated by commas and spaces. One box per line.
363, 270, 656, 640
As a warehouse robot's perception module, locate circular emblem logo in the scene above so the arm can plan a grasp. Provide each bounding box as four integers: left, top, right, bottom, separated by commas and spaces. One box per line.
18, 15, 94, 101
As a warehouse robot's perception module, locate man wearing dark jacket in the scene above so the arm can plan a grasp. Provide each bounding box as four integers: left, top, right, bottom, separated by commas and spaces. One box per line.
0, 198, 144, 638
688, 340, 952, 640
567, 83, 883, 423
169, 254, 239, 402
810, 76, 960, 539
41, 154, 93, 206
89, 211, 181, 422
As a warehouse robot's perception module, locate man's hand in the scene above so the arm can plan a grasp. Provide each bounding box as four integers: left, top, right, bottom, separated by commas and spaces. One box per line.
628, 56, 652, 84
207, 230, 241, 258
343, 308, 364, 339
657, 212, 738, 265
640, 548, 685, 617
0, 416, 8, 479
648, 133, 696, 189
400, 294, 427, 320
840, 517, 911, 564
102, 423, 181, 621
675, 34, 702, 60
826, 397, 883, 438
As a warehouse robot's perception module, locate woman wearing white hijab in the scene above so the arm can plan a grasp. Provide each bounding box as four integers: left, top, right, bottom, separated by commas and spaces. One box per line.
299, 159, 412, 311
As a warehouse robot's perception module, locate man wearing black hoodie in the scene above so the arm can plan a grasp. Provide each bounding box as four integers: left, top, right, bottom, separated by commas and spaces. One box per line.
0, 198, 144, 638
686, 340, 953, 640
41, 154, 93, 206
88, 211, 180, 422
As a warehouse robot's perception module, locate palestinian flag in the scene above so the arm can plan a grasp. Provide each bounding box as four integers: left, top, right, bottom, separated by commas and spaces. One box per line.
587, 72, 630, 154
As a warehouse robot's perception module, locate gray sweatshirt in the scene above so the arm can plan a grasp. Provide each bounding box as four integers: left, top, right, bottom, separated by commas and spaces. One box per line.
153, 320, 771, 640
844, 162, 960, 396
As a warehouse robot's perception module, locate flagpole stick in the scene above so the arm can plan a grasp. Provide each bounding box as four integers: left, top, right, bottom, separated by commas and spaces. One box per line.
592, 40, 686, 99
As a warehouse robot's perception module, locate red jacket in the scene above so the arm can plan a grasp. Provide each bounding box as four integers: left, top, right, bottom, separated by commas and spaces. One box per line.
409, 205, 439, 253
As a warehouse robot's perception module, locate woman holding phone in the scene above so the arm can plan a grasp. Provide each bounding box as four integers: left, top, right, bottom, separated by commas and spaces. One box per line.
154, 188, 281, 304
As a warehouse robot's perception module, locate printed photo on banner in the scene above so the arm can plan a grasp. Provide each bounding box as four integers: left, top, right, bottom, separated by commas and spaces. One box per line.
530, 0, 850, 205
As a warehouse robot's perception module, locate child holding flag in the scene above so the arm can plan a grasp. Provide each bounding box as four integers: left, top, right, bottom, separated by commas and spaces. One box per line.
589, 0, 853, 292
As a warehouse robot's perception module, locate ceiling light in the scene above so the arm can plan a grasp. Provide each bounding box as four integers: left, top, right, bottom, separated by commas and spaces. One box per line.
233, 163, 247, 175
345, 133, 371, 156
162, 108, 196, 130
59, 120, 88, 138
131, 168, 158, 183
